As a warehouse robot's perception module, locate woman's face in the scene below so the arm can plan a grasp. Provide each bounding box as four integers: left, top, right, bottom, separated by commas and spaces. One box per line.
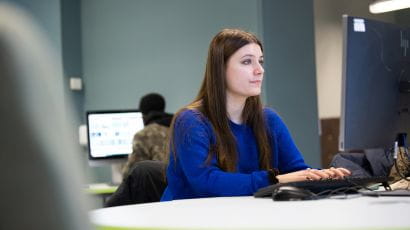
225, 43, 264, 100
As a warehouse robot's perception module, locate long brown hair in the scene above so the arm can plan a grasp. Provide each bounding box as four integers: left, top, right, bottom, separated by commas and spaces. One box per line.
169, 28, 272, 172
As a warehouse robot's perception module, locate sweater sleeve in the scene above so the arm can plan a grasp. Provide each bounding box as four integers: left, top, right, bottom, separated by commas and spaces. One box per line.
173, 110, 270, 196
264, 108, 310, 173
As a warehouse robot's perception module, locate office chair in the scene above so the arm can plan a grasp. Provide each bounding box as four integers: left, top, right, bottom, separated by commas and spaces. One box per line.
0, 3, 92, 229
105, 160, 167, 207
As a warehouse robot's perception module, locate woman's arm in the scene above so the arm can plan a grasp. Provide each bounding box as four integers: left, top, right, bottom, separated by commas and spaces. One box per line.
264, 108, 309, 172
264, 109, 351, 181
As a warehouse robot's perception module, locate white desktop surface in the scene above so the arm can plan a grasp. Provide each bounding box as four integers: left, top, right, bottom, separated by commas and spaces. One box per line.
90, 196, 410, 230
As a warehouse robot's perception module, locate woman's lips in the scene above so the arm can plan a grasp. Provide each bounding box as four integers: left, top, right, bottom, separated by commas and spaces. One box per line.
250, 80, 262, 84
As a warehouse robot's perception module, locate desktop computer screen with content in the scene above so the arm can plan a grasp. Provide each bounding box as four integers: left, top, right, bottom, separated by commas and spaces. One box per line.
86, 110, 144, 161
339, 15, 410, 151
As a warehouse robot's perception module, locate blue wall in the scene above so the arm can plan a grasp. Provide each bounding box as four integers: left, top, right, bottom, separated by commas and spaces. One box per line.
61, 0, 84, 124
81, 0, 263, 113
262, 0, 320, 167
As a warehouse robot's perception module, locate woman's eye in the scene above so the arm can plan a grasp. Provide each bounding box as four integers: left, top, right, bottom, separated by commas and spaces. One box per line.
259, 60, 264, 65
242, 59, 251, 65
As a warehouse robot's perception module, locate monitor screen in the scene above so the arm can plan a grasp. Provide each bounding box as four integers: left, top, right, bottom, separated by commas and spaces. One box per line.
339, 15, 410, 151
86, 110, 144, 160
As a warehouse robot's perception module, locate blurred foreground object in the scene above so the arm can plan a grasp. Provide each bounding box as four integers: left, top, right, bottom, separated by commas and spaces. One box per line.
0, 2, 92, 230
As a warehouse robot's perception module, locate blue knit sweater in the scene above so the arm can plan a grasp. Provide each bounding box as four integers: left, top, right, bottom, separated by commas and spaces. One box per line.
160, 108, 309, 201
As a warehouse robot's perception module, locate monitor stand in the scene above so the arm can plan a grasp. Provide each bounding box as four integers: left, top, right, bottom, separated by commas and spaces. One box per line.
88, 159, 126, 185
111, 163, 124, 185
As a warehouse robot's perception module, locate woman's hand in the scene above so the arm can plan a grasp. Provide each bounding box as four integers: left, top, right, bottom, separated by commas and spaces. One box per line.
276, 167, 351, 184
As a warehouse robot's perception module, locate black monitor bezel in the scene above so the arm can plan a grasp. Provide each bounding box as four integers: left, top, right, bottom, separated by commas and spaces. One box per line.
339, 15, 410, 151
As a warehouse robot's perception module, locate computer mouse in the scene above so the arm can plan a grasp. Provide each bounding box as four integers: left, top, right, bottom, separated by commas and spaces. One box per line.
272, 185, 316, 201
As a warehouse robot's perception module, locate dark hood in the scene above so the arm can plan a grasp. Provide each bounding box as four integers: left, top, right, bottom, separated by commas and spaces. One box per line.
144, 111, 173, 127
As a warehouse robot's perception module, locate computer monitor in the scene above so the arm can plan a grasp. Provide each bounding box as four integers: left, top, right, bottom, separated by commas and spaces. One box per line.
86, 110, 144, 162
339, 15, 410, 151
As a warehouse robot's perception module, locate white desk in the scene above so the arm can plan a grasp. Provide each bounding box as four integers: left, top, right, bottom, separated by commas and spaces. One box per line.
85, 183, 118, 208
90, 195, 410, 230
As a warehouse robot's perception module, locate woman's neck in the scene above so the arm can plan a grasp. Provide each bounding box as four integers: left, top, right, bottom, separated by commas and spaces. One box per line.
226, 94, 246, 124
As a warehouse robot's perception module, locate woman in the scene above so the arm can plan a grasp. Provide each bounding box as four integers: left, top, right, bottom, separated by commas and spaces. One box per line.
161, 29, 350, 201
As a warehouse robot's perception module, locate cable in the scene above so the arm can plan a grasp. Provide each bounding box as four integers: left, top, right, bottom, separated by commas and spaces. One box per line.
313, 181, 382, 200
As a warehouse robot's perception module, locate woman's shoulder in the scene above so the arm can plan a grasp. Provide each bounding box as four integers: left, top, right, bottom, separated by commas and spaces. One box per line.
177, 108, 205, 120
262, 107, 281, 121
173, 109, 213, 138
262, 107, 287, 130
175, 108, 209, 127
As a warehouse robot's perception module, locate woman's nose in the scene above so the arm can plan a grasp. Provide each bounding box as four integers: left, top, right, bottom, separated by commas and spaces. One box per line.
254, 63, 264, 75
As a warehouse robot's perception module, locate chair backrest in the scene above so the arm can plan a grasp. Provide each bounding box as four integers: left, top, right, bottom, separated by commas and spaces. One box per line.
0, 3, 91, 229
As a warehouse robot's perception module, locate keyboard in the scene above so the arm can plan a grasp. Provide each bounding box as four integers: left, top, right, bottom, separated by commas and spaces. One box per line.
254, 176, 392, 198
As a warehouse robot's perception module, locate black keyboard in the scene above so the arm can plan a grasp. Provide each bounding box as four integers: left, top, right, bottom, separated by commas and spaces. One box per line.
254, 176, 392, 197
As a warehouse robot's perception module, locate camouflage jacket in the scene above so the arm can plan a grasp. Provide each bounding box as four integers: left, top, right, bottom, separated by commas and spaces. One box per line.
122, 123, 169, 177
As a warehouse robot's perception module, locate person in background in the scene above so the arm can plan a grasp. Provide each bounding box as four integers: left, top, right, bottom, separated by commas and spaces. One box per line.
106, 93, 172, 207
122, 93, 173, 177
161, 29, 351, 201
